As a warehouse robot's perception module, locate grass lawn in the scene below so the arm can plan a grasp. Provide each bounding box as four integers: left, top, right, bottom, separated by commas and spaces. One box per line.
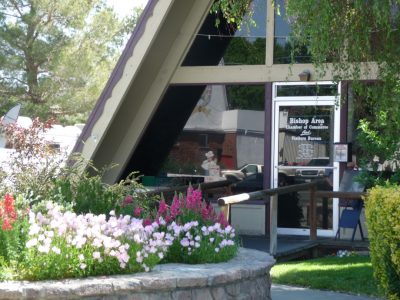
271, 255, 382, 297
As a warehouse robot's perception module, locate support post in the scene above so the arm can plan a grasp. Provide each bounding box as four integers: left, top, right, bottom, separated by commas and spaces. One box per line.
269, 194, 278, 255
310, 184, 317, 240
219, 204, 230, 224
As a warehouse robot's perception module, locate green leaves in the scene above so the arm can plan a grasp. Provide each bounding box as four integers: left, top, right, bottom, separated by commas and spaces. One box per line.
0, 0, 142, 123
365, 186, 400, 299
211, 0, 253, 30
286, 0, 400, 181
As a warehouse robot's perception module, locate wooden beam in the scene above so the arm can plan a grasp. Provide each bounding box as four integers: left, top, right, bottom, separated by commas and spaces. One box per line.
270, 194, 278, 255
171, 63, 379, 84
265, 0, 274, 67
314, 191, 365, 199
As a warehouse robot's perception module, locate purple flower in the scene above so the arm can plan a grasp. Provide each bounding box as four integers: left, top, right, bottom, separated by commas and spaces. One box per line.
180, 238, 190, 247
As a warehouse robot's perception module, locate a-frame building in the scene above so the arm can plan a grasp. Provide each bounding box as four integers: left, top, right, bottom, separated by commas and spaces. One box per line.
74, 0, 377, 239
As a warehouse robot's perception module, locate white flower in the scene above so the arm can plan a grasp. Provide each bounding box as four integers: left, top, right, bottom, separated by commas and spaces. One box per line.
78, 254, 85, 261
93, 251, 101, 260
52, 246, 61, 254
45, 230, 54, 238
46, 202, 54, 210
29, 223, 40, 235
26, 238, 38, 248
38, 245, 50, 253
143, 264, 149, 272
215, 248, 220, 253
80, 263, 87, 270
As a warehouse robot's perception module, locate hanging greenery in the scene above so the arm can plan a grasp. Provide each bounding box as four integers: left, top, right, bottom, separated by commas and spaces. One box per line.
211, 0, 254, 30
284, 0, 400, 184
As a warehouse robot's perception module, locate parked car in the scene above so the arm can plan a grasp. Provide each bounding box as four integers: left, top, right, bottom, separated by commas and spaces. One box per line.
231, 173, 264, 193
221, 164, 263, 182
294, 157, 332, 183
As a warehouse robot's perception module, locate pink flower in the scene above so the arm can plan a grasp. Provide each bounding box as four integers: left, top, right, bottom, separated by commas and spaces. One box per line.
123, 195, 133, 206
170, 196, 180, 219
187, 185, 194, 197
143, 219, 152, 226
134, 207, 141, 217
218, 212, 229, 228
201, 204, 212, 221
192, 189, 203, 209
158, 200, 167, 215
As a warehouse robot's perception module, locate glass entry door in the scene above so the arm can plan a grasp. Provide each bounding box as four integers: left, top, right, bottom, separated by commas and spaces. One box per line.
272, 83, 340, 237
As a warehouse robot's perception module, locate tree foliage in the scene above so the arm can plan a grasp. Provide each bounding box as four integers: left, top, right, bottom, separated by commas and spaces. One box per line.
284, 0, 400, 179
0, 0, 141, 123
211, 0, 253, 30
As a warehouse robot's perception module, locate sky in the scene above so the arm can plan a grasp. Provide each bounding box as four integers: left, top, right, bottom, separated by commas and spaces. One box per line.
106, 0, 149, 18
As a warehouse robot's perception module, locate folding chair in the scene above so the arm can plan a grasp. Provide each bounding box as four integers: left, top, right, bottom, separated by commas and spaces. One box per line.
335, 170, 365, 242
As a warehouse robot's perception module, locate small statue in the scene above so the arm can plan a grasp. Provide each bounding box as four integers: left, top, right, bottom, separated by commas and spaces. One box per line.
201, 151, 217, 175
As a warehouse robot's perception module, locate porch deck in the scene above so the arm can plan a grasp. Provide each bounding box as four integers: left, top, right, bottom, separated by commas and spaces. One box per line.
241, 235, 369, 261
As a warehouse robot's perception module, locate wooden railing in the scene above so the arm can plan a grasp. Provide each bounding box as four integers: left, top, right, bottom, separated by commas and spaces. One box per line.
218, 182, 366, 256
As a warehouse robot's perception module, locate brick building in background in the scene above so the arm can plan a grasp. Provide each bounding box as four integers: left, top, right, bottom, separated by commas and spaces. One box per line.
166, 85, 264, 174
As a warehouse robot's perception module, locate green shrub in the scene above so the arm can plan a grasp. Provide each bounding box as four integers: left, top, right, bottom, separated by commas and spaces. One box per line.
49, 167, 159, 216
365, 185, 400, 300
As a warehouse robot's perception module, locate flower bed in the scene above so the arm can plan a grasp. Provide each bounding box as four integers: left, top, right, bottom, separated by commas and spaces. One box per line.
0, 186, 239, 281
0, 120, 274, 298
0, 247, 275, 300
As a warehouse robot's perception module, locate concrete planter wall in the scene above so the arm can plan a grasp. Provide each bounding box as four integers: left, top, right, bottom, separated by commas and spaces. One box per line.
0, 248, 275, 300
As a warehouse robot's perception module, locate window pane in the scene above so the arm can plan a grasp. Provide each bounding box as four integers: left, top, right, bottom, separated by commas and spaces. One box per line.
276, 84, 338, 97
278, 105, 334, 166
273, 0, 311, 64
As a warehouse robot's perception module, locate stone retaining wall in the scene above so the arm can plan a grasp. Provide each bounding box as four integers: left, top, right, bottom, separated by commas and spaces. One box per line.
0, 248, 275, 299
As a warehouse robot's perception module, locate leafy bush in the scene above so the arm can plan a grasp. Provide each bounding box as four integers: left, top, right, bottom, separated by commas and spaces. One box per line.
365, 185, 400, 300
0, 118, 65, 201
50, 166, 159, 216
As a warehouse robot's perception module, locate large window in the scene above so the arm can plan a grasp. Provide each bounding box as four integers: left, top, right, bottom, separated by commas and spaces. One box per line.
182, 0, 266, 66
160, 84, 265, 183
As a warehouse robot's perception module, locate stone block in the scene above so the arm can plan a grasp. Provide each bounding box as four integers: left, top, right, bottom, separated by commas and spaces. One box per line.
172, 290, 192, 300
191, 288, 213, 300
211, 286, 227, 299
225, 283, 240, 297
